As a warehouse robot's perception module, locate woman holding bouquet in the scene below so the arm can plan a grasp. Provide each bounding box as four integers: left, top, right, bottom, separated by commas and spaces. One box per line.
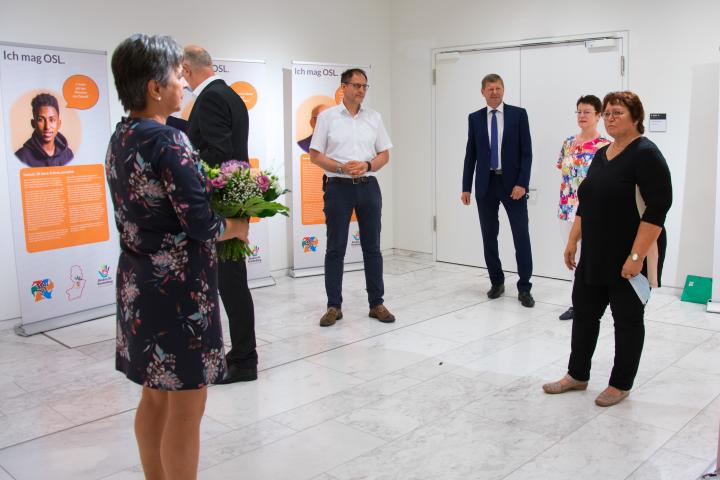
106, 34, 248, 480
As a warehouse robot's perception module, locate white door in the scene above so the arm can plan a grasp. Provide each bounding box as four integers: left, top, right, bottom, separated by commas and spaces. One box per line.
434, 37, 624, 279
435, 48, 520, 267
521, 40, 624, 279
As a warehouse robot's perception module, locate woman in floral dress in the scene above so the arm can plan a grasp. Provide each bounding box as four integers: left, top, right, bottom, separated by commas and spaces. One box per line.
107, 34, 247, 480
556, 95, 609, 320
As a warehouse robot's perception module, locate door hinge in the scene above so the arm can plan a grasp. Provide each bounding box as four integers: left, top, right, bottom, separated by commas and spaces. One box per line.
621, 55, 625, 76
432, 68, 436, 85
433, 215, 437, 232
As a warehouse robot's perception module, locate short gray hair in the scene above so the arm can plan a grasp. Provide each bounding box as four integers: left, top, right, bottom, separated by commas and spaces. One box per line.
183, 45, 213, 68
111, 34, 183, 111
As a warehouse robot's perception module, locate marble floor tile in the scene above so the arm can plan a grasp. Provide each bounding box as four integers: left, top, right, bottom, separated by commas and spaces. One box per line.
606, 366, 720, 431
204, 360, 363, 429
0, 406, 73, 449
502, 414, 675, 480
664, 409, 720, 462
336, 373, 495, 441
306, 329, 461, 380
329, 409, 555, 480
44, 315, 115, 348
462, 338, 570, 379
200, 420, 386, 480
271, 372, 422, 431
0, 468, 13, 480
626, 448, 710, 480
675, 334, 720, 377
0, 332, 66, 366
75, 339, 116, 361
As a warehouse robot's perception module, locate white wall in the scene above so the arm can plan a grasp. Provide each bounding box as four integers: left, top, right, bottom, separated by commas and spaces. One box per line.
0, 0, 394, 321
389, 0, 720, 288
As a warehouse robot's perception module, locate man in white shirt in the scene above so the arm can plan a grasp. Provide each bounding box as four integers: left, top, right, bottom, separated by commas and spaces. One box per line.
310, 68, 395, 326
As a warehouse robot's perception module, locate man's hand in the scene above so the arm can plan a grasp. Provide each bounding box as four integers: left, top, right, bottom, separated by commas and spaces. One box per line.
461, 192, 471, 205
510, 186, 526, 200
344, 160, 367, 177
564, 241, 578, 270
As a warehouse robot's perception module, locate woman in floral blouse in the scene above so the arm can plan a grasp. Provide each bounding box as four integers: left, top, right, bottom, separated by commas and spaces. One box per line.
556, 95, 609, 320
107, 34, 247, 480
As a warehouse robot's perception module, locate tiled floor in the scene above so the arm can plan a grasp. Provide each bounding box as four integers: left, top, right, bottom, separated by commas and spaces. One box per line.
0, 251, 718, 479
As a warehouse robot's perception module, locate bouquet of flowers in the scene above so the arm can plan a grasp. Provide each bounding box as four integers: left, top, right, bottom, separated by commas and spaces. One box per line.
202, 159, 289, 261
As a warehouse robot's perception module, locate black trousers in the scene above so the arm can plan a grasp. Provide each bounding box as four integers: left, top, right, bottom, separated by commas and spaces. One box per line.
568, 276, 645, 391
323, 178, 384, 309
218, 258, 257, 367
476, 174, 533, 292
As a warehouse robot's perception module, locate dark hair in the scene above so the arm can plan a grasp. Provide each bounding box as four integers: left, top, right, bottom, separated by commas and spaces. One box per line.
31, 93, 60, 117
482, 73, 504, 89
341, 68, 367, 84
602, 91, 645, 134
576, 95, 602, 113
111, 34, 183, 111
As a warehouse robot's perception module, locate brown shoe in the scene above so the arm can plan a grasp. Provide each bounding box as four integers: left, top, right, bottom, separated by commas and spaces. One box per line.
369, 304, 395, 323
595, 387, 629, 407
542, 374, 589, 394
319, 307, 342, 327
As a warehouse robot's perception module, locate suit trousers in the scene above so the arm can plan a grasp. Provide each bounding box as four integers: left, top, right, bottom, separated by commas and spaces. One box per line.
475, 174, 533, 292
218, 257, 257, 367
323, 178, 384, 309
568, 275, 645, 391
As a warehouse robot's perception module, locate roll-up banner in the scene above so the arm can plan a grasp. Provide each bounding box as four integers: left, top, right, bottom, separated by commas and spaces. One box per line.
709, 64, 720, 314
0, 42, 116, 335
287, 62, 367, 277
175, 59, 275, 288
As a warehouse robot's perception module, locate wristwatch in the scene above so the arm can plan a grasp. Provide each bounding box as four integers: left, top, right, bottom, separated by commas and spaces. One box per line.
630, 252, 640, 262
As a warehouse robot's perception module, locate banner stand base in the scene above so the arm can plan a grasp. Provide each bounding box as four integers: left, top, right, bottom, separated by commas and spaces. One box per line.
707, 300, 720, 314
249, 276, 276, 289
14, 304, 116, 336
290, 263, 364, 278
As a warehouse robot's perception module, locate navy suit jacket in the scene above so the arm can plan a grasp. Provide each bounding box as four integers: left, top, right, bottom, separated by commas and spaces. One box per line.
462, 104, 532, 198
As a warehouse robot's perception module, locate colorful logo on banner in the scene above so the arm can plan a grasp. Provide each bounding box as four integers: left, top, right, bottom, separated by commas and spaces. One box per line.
302, 236, 319, 253
351, 230, 361, 247
65, 265, 85, 301
248, 245, 262, 263
30, 279, 54, 302
97, 264, 113, 287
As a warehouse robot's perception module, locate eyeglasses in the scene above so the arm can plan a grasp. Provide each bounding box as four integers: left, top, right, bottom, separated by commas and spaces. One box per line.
575, 110, 596, 116
602, 110, 626, 119
344, 82, 370, 90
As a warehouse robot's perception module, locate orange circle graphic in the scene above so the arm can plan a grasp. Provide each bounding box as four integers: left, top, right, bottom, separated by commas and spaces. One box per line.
230, 81, 257, 110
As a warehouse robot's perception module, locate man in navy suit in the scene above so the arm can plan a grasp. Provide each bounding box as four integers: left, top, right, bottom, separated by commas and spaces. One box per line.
461, 73, 535, 307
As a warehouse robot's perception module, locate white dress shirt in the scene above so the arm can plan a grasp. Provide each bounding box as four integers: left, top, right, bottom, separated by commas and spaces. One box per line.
486, 102, 504, 170
193, 75, 219, 97
309, 102, 392, 178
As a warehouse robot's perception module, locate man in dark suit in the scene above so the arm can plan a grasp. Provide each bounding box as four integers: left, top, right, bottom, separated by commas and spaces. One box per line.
183, 45, 258, 382
461, 73, 535, 307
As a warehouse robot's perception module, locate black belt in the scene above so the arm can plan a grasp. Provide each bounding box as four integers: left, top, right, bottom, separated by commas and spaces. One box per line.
325, 176, 376, 185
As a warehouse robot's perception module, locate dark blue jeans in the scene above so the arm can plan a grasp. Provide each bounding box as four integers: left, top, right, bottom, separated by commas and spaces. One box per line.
323, 178, 384, 309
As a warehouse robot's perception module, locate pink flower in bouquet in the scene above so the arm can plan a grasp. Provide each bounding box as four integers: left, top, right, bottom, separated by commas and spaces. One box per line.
256, 175, 270, 192
210, 176, 227, 188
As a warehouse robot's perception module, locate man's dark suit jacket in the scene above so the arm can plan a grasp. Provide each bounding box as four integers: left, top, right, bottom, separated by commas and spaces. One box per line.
461, 104, 532, 198
187, 78, 249, 166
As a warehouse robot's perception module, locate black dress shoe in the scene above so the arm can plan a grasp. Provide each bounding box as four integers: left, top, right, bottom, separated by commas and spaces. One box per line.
216, 364, 257, 384
518, 291, 535, 308
559, 307, 573, 320
487, 284, 505, 299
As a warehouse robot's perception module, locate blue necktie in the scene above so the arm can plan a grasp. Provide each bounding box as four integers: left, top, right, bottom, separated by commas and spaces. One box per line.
490, 109, 499, 170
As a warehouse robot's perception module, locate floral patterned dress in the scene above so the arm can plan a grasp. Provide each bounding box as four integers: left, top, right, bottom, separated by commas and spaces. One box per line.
556, 135, 610, 222
106, 117, 226, 390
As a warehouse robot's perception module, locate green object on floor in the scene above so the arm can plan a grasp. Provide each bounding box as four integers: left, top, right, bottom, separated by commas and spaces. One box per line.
680, 275, 713, 304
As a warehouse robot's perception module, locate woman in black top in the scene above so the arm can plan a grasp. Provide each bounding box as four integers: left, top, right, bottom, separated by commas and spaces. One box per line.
542, 91, 672, 407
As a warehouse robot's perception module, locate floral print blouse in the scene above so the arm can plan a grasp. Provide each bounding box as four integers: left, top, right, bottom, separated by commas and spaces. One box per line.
556, 135, 610, 221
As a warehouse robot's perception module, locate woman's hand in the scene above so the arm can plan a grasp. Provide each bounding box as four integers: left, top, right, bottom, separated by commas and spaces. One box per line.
564, 241, 578, 270
220, 218, 249, 243
621, 256, 643, 279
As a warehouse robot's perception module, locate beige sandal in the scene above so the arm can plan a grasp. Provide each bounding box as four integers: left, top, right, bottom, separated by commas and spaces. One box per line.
595, 387, 629, 407
542, 374, 589, 394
